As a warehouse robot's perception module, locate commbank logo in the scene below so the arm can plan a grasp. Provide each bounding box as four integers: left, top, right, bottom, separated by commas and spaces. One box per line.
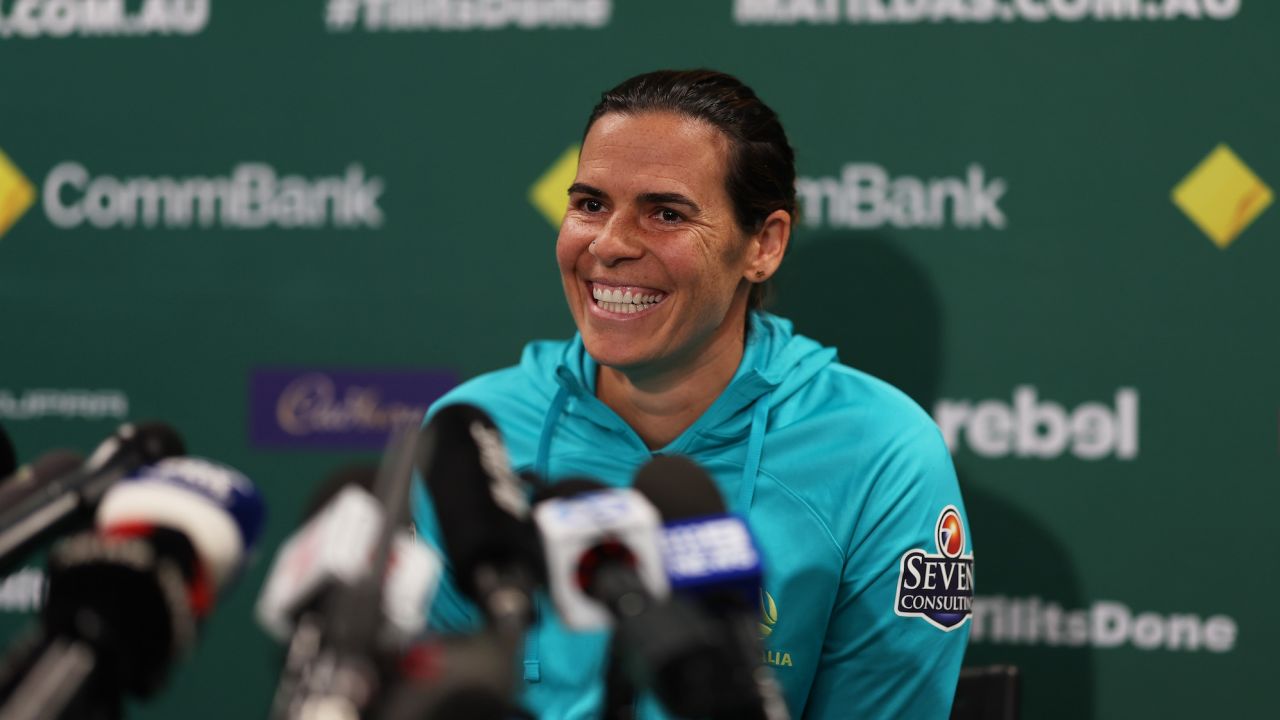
41, 162, 385, 230
796, 163, 1007, 231
934, 386, 1138, 460
1172, 144, 1272, 249
0, 148, 36, 240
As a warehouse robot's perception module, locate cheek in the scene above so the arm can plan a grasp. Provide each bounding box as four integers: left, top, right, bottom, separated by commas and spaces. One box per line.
555, 227, 585, 274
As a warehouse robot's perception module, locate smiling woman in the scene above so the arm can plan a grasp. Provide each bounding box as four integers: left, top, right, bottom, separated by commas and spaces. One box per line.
411, 70, 972, 720
558, 109, 789, 447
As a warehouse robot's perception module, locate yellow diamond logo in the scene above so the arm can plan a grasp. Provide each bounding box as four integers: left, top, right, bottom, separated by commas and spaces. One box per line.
1172, 144, 1273, 249
0, 148, 37, 240
529, 144, 580, 228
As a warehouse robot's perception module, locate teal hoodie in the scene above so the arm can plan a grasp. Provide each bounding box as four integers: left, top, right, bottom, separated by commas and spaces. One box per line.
411, 311, 972, 719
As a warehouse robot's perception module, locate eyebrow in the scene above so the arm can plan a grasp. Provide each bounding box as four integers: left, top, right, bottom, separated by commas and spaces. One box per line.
567, 184, 702, 215
568, 182, 608, 199
638, 192, 701, 215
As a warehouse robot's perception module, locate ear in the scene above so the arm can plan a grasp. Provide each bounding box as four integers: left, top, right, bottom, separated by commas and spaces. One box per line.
742, 209, 791, 283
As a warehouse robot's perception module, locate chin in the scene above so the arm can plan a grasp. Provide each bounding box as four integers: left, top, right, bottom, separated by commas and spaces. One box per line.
580, 334, 656, 372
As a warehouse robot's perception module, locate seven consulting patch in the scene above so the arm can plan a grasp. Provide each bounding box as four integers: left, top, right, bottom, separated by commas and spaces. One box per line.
894, 505, 974, 631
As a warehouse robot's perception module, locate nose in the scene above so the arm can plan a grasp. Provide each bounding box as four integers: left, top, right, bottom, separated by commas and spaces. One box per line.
588, 213, 644, 266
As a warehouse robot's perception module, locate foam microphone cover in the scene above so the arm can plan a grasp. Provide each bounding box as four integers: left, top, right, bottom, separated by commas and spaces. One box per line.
416, 403, 541, 601
97, 457, 265, 590
632, 454, 727, 520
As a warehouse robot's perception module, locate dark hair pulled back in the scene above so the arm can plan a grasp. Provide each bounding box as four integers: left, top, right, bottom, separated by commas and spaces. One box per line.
584, 69, 796, 310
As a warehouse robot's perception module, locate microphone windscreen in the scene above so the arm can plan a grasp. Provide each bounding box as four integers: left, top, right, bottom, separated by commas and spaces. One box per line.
98, 457, 265, 589
632, 455, 726, 520
417, 403, 540, 600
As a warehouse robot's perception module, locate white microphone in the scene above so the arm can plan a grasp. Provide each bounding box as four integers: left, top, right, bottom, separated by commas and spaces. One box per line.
532, 483, 669, 631
256, 484, 441, 647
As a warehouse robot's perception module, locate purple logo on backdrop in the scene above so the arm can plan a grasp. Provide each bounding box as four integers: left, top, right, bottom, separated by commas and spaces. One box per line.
249, 369, 457, 449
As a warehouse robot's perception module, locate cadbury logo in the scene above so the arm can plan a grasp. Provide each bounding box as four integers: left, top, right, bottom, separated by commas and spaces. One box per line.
250, 369, 456, 449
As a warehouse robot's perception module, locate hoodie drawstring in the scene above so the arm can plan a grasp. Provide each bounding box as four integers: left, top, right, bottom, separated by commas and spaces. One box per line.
526, 383, 570, 683
737, 392, 772, 514
536, 384, 570, 479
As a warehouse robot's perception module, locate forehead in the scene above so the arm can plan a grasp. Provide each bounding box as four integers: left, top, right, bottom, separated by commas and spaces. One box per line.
577, 112, 731, 200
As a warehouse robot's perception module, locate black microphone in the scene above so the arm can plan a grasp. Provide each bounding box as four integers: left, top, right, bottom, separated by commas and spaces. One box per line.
0, 422, 185, 570
634, 455, 790, 720
416, 403, 543, 636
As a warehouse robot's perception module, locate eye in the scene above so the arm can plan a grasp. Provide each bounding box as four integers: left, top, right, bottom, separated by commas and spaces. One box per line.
656, 208, 683, 223
579, 198, 605, 213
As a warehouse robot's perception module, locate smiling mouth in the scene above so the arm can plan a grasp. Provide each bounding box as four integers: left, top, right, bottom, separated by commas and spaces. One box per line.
590, 283, 667, 314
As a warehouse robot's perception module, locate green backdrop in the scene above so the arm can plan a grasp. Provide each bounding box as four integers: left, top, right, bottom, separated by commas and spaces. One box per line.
1, 1, 1276, 717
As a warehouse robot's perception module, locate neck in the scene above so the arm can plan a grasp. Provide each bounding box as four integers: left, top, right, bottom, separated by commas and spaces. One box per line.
597, 312, 750, 449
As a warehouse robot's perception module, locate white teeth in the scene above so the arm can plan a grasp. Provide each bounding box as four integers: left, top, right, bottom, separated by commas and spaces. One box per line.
591, 285, 666, 314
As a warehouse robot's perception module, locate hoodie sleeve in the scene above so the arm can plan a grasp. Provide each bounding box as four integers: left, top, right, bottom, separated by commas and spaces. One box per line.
801, 423, 972, 720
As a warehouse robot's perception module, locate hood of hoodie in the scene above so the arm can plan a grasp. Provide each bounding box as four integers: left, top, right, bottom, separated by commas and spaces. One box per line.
520, 311, 837, 511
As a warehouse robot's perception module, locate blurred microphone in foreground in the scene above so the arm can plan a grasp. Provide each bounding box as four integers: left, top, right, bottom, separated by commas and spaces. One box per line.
0, 456, 265, 720
377, 405, 545, 720
265, 427, 425, 720
0, 422, 185, 574
635, 455, 789, 720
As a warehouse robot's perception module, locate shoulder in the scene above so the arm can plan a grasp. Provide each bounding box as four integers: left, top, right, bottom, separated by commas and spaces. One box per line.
762, 360, 956, 547
776, 360, 946, 460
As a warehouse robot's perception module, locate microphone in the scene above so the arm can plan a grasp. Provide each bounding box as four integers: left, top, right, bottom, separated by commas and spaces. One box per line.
0, 451, 87, 554
416, 404, 543, 635
256, 465, 442, 649
0, 451, 86, 507
0, 456, 264, 720
533, 478, 726, 720
269, 427, 428, 720
634, 455, 790, 720
0, 422, 186, 569
531, 479, 671, 630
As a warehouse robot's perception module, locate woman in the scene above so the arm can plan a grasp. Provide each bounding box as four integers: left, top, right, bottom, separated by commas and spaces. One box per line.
412, 69, 971, 719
